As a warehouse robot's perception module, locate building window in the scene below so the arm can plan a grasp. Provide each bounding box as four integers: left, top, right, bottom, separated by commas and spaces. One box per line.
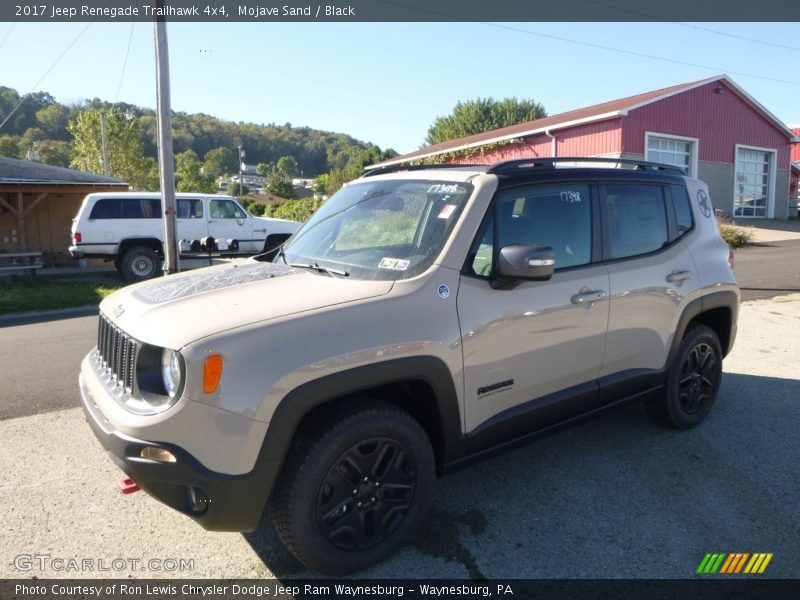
645, 132, 698, 177
734, 146, 775, 219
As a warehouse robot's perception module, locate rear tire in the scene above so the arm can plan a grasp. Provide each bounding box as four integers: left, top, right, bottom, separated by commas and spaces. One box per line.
120, 247, 161, 282
647, 325, 722, 429
269, 402, 434, 575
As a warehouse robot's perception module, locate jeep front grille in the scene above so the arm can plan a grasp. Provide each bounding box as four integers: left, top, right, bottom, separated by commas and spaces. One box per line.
97, 313, 138, 391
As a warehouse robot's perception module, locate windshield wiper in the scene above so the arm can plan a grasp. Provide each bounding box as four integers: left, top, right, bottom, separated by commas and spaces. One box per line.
288, 262, 349, 278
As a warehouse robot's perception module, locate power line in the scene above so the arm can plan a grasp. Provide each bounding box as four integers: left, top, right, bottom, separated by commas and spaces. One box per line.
482, 22, 800, 87
0, 21, 94, 133
114, 22, 136, 102
582, 0, 800, 52
0, 22, 16, 54
371, 0, 800, 86
673, 22, 800, 53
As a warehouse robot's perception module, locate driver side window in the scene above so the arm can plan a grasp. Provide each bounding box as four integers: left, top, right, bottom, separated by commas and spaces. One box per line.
467, 182, 592, 277
210, 199, 246, 219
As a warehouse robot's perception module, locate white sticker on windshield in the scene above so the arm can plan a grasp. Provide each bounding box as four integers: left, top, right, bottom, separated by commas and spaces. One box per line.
438, 204, 457, 219
379, 258, 410, 271
560, 190, 582, 203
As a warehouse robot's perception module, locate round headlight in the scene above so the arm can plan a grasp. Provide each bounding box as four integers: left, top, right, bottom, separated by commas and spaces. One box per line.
161, 349, 183, 399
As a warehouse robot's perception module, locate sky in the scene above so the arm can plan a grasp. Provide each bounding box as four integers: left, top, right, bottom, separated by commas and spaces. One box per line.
1, 21, 799, 155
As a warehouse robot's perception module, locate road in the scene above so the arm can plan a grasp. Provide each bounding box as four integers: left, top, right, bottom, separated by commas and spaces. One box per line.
0, 315, 96, 419
0, 294, 798, 579
734, 239, 800, 301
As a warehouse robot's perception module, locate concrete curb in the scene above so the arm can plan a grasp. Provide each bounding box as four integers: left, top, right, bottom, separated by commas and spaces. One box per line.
0, 304, 99, 328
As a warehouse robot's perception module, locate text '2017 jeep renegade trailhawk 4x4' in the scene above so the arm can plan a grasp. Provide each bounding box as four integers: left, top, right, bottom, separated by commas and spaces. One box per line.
79, 158, 738, 574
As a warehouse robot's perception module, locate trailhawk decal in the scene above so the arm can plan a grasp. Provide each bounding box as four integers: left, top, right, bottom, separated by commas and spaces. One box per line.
478, 379, 515, 399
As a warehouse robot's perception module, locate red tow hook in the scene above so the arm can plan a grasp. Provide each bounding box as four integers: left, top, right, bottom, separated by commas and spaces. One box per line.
119, 476, 141, 494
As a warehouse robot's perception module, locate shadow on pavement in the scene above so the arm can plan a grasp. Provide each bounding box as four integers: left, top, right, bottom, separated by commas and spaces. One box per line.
243, 372, 800, 579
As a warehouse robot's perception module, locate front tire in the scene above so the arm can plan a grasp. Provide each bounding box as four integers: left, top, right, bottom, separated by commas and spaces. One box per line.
648, 325, 723, 429
120, 247, 161, 282
270, 403, 434, 575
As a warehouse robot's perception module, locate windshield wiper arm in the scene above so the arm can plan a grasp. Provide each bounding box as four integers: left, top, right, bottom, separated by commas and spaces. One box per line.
288, 262, 349, 278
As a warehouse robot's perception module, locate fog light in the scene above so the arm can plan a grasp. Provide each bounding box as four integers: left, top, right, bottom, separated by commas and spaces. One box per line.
140, 446, 177, 463
188, 486, 209, 514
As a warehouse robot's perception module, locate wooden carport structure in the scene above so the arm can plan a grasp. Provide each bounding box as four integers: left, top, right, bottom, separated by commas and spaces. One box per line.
0, 157, 127, 264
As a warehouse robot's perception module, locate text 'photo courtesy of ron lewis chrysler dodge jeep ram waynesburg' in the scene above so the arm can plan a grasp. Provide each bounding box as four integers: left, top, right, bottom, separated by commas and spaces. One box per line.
77, 158, 738, 575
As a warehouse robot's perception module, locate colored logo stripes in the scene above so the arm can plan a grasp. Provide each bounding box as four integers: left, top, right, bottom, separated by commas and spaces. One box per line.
697, 552, 773, 574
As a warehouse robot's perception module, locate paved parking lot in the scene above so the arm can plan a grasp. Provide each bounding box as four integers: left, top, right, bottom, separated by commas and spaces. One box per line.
1, 295, 798, 579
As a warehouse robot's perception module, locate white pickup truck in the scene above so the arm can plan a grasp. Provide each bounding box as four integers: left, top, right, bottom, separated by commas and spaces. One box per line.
69, 192, 300, 280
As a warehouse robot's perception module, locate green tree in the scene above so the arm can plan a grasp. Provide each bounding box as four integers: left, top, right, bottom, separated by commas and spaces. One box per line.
202, 147, 236, 176
34, 139, 73, 167
0, 134, 20, 158
36, 104, 71, 140
276, 155, 297, 178
325, 146, 397, 195
68, 109, 158, 189
256, 162, 273, 177
175, 149, 217, 193
312, 173, 329, 198
425, 97, 547, 146
266, 172, 296, 199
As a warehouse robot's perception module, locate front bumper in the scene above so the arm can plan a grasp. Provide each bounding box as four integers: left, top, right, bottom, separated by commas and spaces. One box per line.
79, 370, 275, 532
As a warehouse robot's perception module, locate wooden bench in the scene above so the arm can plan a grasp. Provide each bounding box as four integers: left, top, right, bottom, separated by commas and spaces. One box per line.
0, 252, 44, 277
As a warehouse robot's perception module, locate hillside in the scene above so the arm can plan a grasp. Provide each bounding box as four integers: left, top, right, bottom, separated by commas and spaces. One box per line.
0, 85, 389, 179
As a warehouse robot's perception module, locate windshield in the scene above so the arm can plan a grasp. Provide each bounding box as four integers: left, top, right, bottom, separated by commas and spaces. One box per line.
282, 179, 473, 280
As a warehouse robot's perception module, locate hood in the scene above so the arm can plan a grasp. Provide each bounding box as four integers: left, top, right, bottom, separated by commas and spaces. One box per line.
100, 260, 393, 349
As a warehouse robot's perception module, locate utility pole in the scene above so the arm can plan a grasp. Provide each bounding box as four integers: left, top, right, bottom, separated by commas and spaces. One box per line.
238, 144, 245, 196
154, 1, 179, 276
100, 112, 110, 176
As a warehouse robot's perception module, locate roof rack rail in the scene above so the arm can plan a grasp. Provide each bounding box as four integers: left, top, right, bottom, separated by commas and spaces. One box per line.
486, 157, 687, 176
361, 163, 489, 178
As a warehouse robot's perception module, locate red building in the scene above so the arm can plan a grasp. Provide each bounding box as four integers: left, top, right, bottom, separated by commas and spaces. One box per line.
377, 75, 799, 220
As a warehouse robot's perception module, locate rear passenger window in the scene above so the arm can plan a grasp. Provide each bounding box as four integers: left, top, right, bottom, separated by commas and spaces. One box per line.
177, 199, 203, 219
89, 198, 160, 219
605, 184, 668, 259
670, 185, 694, 237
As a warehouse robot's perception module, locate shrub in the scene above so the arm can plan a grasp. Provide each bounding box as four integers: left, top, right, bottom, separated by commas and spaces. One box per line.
273, 198, 325, 222
716, 216, 752, 248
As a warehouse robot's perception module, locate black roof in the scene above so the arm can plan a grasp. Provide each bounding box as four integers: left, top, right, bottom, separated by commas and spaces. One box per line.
0, 156, 126, 185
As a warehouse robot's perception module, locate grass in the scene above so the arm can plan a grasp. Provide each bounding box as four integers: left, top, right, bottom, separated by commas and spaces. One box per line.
0, 279, 123, 316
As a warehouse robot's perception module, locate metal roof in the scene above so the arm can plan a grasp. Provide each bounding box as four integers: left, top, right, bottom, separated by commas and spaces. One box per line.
0, 156, 126, 186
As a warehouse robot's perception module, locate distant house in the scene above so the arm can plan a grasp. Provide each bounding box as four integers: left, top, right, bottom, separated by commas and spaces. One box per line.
0, 157, 127, 261
374, 75, 799, 220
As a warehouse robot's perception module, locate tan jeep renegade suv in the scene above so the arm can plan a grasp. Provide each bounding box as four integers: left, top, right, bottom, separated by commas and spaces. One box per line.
79, 158, 739, 574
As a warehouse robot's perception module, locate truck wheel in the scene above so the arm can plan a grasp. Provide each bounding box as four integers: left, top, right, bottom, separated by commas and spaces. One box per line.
647, 325, 722, 429
120, 247, 161, 282
270, 403, 434, 575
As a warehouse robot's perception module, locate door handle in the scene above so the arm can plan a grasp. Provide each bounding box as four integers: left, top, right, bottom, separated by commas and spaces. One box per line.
571, 290, 607, 304
666, 270, 693, 284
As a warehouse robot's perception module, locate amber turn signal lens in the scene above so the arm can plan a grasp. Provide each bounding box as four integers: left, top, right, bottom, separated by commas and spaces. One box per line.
203, 354, 223, 393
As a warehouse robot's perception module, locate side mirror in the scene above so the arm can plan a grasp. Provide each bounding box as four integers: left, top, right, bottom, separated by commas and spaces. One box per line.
492, 244, 554, 289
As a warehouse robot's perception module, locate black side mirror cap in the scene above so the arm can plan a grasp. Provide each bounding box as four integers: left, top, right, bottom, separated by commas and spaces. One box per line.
491, 244, 554, 289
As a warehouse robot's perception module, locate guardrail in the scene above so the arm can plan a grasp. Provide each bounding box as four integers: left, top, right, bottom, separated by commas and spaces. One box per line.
0, 252, 44, 277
